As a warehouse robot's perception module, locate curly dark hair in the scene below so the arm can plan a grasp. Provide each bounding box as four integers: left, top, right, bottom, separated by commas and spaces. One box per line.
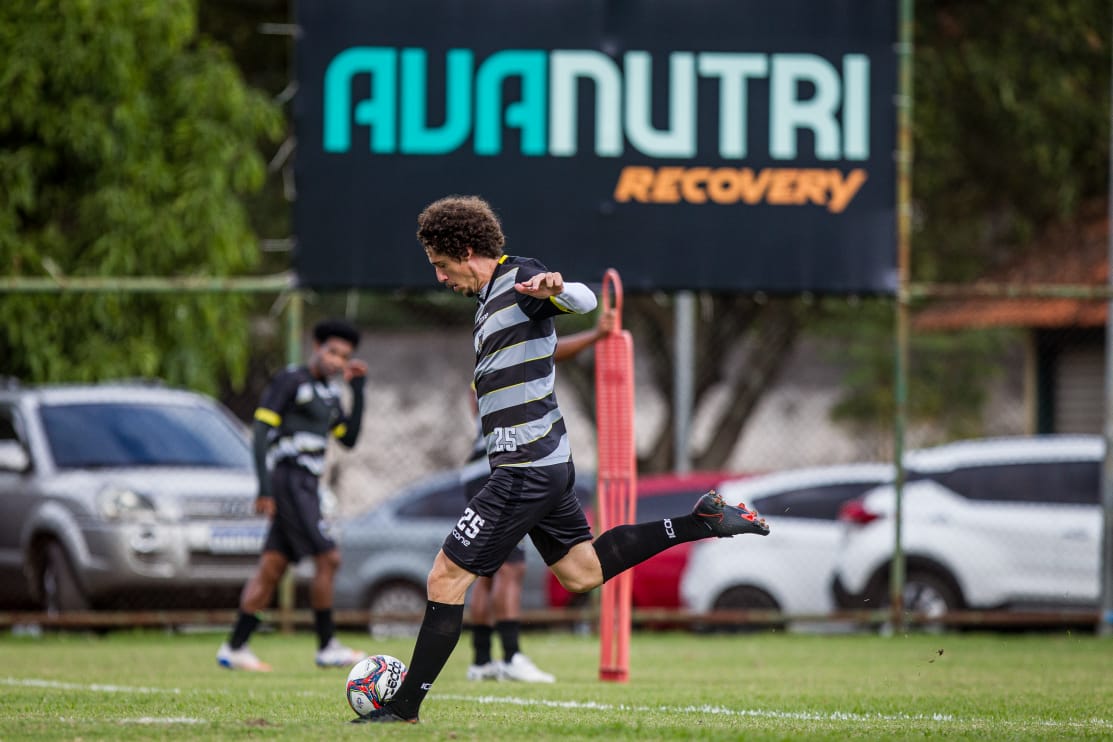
313, 318, 360, 348
416, 195, 505, 260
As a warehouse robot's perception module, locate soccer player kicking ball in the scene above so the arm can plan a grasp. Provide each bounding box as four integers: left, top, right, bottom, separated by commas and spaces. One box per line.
462, 307, 617, 685
355, 195, 769, 723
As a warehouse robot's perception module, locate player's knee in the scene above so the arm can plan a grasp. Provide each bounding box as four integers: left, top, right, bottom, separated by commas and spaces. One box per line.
259, 556, 288, 582
556, 573, 597, 594
317, 549, 341, 572
426, 552, 476, 603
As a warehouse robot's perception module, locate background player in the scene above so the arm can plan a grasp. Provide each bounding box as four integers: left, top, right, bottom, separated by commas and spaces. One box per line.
217, 319, 369, 671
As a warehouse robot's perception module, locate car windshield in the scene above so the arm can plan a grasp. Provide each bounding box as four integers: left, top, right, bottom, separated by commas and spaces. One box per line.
40, 402, 252, 470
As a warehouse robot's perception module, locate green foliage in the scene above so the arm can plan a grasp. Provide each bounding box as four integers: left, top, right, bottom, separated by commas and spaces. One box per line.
817, 302, 1018, 439
0, 0, 284, 393
827, 0, 1110, 436
914, 0, 1111, 281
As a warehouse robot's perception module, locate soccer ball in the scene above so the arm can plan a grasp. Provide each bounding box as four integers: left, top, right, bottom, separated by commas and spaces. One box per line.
346, 654, 407, 717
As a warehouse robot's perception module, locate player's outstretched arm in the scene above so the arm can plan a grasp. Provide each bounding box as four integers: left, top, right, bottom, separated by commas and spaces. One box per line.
554, 308, 617, 362
515, 271, 598, 315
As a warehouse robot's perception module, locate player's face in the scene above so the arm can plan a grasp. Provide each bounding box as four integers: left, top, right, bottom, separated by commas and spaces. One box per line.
427, 248, 478, 297
313, 337, 354, 379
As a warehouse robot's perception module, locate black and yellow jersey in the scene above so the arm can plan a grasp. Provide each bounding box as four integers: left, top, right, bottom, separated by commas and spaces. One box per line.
253, 366, 359, 477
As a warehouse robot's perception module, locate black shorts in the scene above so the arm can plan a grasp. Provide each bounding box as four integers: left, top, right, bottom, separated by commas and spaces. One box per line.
263, 463, 335, 561
463, 464, 525, 565
444, 461, 592, 577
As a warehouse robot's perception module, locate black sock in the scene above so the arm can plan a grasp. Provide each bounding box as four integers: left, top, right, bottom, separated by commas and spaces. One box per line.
388, 601, 464, 720
495, 620, 520, 661
229, 611, 260, 650
472, 624, 493, 665
314, 609, 335, 651
593, 514, 710, 582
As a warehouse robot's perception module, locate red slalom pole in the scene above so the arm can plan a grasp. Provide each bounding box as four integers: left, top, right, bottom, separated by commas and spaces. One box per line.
594, 269, 636, 683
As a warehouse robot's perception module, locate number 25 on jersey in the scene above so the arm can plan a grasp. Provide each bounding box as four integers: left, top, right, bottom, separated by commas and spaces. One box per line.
493, 426, 517, 452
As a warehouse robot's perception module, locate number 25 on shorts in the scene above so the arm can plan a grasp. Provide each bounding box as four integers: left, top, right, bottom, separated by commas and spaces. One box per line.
456, 507, 485, 539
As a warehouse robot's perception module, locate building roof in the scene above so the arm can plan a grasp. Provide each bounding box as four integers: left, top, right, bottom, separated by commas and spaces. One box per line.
913, 201, 1110, 330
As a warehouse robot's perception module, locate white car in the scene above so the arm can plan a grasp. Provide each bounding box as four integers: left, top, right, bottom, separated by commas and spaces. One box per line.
680, 463, 892, 627
831, 435, 1103, 618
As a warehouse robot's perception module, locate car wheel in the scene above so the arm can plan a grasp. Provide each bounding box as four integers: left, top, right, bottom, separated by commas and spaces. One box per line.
709, 586, 783, 633
869, 567, 962, 634
903, 570, 961, 629
40, 542, 90, 614
368, 581, 426, 638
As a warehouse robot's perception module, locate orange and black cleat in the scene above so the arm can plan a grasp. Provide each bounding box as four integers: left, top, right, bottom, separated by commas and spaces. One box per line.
693, 490, 770, 537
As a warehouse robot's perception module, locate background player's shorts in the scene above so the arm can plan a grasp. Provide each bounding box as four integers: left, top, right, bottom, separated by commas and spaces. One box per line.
444, 461, 591, 577
263, 463, 335, 561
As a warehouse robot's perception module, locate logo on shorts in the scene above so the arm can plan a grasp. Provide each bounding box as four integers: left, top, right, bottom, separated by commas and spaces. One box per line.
451, 529, 472, 547
663, 518, 676, 539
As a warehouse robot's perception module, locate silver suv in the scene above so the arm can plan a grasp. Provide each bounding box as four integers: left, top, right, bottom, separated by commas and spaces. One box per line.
0, 381, 266, 611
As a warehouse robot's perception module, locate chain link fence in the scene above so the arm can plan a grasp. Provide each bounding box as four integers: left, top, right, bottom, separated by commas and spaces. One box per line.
0, 285, 1107, 633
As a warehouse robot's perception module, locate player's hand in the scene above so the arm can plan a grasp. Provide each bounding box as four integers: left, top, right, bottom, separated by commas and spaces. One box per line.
515, 271, 564, 299
596, 308, 618, 337
344, 359, 368, 383
255, 496, 275, 517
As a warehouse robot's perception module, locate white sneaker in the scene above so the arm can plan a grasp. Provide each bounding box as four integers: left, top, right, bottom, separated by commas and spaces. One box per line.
315, 638, 367, 668
466, 661, 502, 681
500, 653, 555, 683
216, 642, 272, 672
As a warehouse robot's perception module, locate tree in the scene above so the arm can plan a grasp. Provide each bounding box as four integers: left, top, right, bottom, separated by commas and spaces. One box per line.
0, 0, 284, 393
913, 0, 1111, 281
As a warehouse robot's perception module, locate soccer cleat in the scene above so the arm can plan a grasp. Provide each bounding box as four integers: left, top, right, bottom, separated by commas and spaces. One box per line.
216, 642, 272, 672
466, 661, 503, 681
500, 653, 556, 683
693, 490, 770, 537
349, 706, 419, 724
316, 638, 368, 668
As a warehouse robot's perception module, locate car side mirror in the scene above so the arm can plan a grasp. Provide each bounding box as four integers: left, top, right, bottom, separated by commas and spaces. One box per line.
0, 440, 30, 473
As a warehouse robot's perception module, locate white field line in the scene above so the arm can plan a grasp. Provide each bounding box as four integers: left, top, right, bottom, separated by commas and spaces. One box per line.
7, 678, 204, 725
57, 716, 206, 725
438, 693, 1113, 732
3, 676, 180, 694
8, 678, 1111, 732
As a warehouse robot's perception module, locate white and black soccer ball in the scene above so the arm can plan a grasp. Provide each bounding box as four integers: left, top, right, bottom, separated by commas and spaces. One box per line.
346, 654, 407, 717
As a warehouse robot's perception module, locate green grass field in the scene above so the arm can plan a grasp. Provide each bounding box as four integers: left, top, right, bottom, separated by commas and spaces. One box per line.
2, 627, 1111, 740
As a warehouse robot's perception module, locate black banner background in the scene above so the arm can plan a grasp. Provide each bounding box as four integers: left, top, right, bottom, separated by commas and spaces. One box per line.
293, 0, 897, 294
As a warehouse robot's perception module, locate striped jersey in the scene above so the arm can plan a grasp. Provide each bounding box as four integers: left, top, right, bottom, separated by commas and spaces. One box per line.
474, 255, 575, 469
254, 366, 351, 475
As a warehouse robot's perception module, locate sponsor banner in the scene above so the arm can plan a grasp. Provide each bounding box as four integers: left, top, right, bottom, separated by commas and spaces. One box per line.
294, 0, 897, 293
